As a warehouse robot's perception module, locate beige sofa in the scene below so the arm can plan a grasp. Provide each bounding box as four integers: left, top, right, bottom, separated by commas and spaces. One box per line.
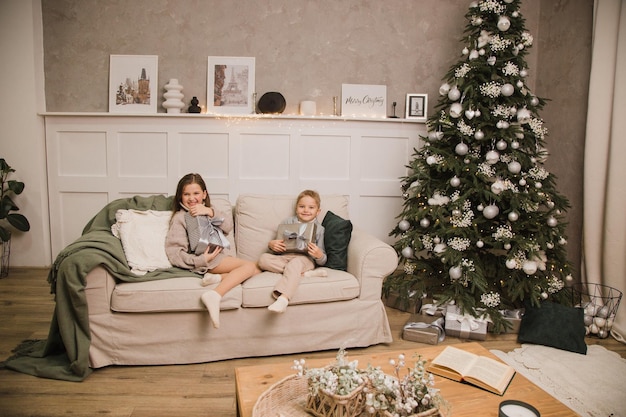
85, 194, 397, 368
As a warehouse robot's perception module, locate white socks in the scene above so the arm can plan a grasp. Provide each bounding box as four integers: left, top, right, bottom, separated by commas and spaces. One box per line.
201, 273, 222, 286
304, 269, 328, 278
268, 295, 289, 313
201, 290, 222, 328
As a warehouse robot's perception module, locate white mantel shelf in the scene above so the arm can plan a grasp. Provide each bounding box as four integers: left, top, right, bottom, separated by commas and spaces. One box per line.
43, 113, 424, 259
41, 111, 424, 124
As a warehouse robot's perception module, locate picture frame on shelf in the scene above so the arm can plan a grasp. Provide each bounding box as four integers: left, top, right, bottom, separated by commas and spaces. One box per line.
405, 93, 428, 121
207, 56, 255, 115
109, 55, 158, 114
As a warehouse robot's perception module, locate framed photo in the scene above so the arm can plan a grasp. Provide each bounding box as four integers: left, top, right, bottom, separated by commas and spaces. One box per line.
207, 56, 255, 115
109, 55, 158, 114
405, 94, 428, 121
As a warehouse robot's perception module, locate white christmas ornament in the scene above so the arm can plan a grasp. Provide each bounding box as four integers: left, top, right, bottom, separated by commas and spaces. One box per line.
469, 50, 479, 60
519, 178, 527, 186
530, 96, 540, 106
520, 69, 528, 77
508, 211, 519, 221
501, 83, 515, 96
506, 258, 517, 269
474, 129, 485, 140
433, 243, 447, 254
449, 266, 463, 280
511, 141, 520, 149
428, 131, 443, 141
398, 219, 410, 231
547, 216, 558, 227
497, 16, 511, 31
448, 86, 461, 101
491, 180, 506, 195
426, 156, 437, 165
450, 176, 461, 187
450, 102, 463, 118
420, 218, 431, 228
401, 247, 414, 259
487, 56, 496, 66
462, 47, 469, 55
465, 109, 476, 119
476, 240, 484, 248
455, 142, 469, 155
496, 140, 507, 150
483, 204, 499, 219
504, 243, 512, 250
517, 108, 531, 124
486, 150, 500, 164
508, 161, 522, 174
439, 83, 451, 96
522, 260, 538, 275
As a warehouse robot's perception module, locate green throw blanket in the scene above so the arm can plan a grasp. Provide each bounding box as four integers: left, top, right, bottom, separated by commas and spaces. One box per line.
2, 195, 196, 381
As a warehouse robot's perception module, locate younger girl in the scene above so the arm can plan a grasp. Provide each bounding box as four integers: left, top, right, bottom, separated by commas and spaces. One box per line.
165, 173, 260, 328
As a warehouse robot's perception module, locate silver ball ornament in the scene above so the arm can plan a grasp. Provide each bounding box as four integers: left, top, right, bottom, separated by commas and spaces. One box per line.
511, 141, 520, 149
508, 161, 522, 174
508, 211, 519, 222
455, 142, 469, 155
450, 102, 463, 118
501, 83, 515, 97
476, 240, 484, 248
519, 178, 527, 186
496, 140, 508, 150
398, 219, 410, 231
483, 204, 499, 219
504, 243, 512, 250
401, 246, 414, 259
448, 86, 461, 101
449, 266, 463, 280
485, 150, 500, 164
474, 129, 485, 140
428, 131, 444, 141
497, 16, 511, 31
547, 216, 558, 227
426, 156, 437, 165
450, 176, 461, 187
505, 258, 517, 269
420, 218, 431, 228
530, 96, 540, 106
541, 292, 549, 300
439, 83, 451, 96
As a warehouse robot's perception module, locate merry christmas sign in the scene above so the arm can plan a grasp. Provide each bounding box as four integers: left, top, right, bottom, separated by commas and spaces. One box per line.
341, 84, 387, 118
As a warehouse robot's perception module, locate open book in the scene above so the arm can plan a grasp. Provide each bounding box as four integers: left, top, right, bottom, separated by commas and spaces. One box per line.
427, 346, 516, 395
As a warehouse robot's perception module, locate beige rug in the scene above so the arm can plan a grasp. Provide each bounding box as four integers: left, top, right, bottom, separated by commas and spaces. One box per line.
491, 344, 626, 417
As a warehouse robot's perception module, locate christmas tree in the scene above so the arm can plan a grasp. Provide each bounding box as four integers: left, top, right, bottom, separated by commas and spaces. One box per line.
387, 0, 574, 332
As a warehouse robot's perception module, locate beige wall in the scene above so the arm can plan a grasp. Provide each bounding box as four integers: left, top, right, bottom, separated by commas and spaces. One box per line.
1, 0, 593, 271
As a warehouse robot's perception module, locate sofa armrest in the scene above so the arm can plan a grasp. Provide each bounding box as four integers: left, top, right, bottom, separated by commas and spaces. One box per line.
84, 265, 117, 315
346, 228, 398, 301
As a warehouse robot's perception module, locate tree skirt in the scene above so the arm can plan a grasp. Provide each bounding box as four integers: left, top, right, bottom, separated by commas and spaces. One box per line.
491, 344, 626, 417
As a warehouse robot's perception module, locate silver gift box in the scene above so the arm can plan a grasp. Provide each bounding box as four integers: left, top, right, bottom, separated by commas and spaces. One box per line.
276, 223, 317, 253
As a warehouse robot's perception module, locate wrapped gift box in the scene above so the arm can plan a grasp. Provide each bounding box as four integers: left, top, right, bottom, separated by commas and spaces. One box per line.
402, 314, 445, 345
487, 309, 524, 334
444, 305, 488, 341
384, 290, 422, 313
276, 223, 316, 253
419, 298, 450, 317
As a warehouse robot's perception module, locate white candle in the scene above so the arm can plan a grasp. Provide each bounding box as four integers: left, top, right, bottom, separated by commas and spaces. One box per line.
300, 100, 316, 116
500, 403, 539, 417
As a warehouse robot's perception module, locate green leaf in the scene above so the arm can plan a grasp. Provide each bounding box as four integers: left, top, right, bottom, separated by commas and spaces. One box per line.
7, 213, 30, 232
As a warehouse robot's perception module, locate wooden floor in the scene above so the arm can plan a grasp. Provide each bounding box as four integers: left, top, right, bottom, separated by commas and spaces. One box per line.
1, 268, 625, 417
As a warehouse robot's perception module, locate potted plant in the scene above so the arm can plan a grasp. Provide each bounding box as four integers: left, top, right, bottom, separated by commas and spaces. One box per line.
1, 158, 31, 277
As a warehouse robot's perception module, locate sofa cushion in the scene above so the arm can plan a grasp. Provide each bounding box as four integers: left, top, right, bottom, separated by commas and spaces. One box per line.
111, 209, 173, 275
322, 211, 353, 271
235, 194, 350, 262
111, 278, 242, 313
240, 268, 360, 307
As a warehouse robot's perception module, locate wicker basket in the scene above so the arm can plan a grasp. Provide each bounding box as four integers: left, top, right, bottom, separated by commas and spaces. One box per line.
381, 408, 443, 417
252, 374, 310, 417
304, 380, 368, 417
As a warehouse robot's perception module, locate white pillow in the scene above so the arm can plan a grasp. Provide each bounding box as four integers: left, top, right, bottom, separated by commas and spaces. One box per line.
111, 209, 173, 275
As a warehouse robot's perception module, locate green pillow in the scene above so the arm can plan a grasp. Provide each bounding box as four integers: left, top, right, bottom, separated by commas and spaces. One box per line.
517, 301, 587, 354
321, 211, 353, 271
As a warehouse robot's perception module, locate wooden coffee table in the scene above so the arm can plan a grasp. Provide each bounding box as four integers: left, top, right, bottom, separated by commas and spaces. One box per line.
235, 342, 578, 417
